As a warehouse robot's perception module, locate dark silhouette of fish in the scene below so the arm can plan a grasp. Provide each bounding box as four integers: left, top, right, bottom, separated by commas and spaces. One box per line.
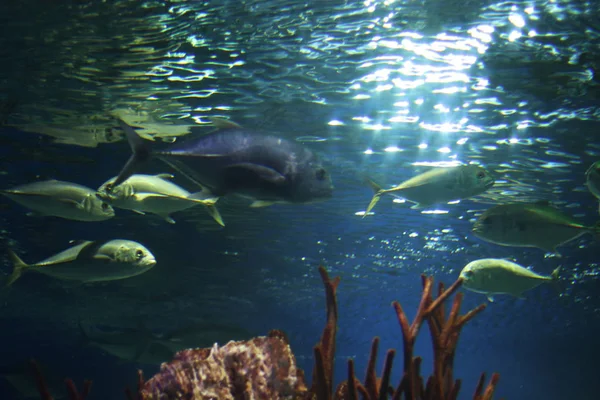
109, 118, 334, 207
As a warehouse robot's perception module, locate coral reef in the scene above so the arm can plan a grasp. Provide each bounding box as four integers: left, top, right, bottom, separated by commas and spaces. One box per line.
33, 265, 500, 399
137, 330, 308, 399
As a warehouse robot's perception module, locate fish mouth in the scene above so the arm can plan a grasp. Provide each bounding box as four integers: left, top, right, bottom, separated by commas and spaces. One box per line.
145, 258, 157, 267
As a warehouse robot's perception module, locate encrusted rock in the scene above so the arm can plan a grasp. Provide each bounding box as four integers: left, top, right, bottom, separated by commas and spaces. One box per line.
141, 331, 308, 400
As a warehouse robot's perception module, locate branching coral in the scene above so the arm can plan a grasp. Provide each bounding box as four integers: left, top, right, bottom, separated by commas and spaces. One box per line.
33, 265, 500, 400
309, 267, 499, 400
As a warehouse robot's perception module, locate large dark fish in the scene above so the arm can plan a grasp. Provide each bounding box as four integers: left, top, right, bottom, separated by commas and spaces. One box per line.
109, 118, 334, 207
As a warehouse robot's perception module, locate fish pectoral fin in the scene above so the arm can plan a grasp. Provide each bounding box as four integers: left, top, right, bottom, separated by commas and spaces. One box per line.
225, 163, 286, 184
58, 198, 85, 209
92, 254, 113, 263
157, 214, 176, 224
154, 173, 175, 180
131, 209, 146, 215
132, 193, 171, 202
25, 211, 46, 217
249, 200, 276, 208
409, 203, 426, 210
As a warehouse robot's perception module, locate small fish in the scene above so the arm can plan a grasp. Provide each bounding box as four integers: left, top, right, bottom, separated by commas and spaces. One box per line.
1, 180, 114, 221
472, 201, 600, 253
459, 258, 560, 302
4, 239, 156, 287
97, 173, 224, 226
107, 117, 334, 207
364, 165, 495, 216
585, 161, 600, 214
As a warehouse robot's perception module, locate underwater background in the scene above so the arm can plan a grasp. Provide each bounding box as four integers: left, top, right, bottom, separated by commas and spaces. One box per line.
0, 0, 599, 399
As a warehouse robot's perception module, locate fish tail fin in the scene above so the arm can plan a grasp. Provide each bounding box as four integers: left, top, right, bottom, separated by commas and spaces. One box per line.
5, 249, 29, 287
205, 205, 225, 227
363, 179, 386, 218
366, 178, 383, 193
111, 119, 152, 188
548, 267, 563, 297
364, 193, 383, 218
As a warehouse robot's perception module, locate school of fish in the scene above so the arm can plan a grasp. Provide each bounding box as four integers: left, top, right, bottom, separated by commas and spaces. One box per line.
1, 115, 599, 373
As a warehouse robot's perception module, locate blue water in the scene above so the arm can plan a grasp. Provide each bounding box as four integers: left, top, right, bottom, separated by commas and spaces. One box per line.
1, 1, 600, 399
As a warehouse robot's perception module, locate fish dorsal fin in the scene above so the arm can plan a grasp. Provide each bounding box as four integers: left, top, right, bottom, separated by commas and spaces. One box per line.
209, 117, 242, 130
69, 240, 91, 246
155, 173, 174, 180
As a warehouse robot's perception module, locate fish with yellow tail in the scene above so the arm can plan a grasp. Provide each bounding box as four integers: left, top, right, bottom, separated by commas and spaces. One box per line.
97, 173, 224, 226
363, 165, 494, 217
585, 161, 600, 215
4, 239, 156, 287
459, 258, 560, 302
472, 201, 600, 254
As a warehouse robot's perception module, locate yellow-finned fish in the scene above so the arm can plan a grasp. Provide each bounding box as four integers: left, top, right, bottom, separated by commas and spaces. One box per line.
1, 180, 114, 221
4, 239, 156, 287
472, 201, 600, 254
585, 161, 600, 214
459, 258, 560, 302
97, 173, 224, 226
364, 165, 494, 217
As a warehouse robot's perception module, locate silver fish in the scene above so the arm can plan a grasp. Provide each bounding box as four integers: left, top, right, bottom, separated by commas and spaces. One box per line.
97, 173, 224, 226
1, 180, 114, 221
585, 161, 600, 214
5, 239, 156, 287
472, 201, 600, 253
459, 258, 560, 302
364, 165, 495, 216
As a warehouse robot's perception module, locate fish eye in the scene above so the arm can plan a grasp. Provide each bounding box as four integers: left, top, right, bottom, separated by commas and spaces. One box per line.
463, 270, 473, 278
101, 202, 109, 210
476, 171, 486, 179
105, 183, 114, 193
135, 250, 144, 260
315, 168, 326, 181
